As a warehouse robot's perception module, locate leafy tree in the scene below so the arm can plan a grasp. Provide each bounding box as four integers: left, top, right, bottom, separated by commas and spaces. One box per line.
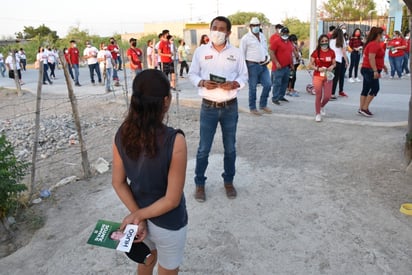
228, 12, 271, 25
16, 24, 59, 42
282, 18, 310, 58
282, 18, 310, 41
320, 0, 376, 21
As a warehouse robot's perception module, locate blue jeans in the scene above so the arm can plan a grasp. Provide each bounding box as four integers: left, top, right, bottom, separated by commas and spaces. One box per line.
131, 69, 142, 80
195, 100, 239, 186
43, 63, 52, 83
0, 62, 5, 77
88, 63, 101, 83
113, 67, 119, 80
271, 66, 290, 101
349, 51, 361, 78
67, 64, 74, 80
389, 55, 403, 78
105, 68, 113, 91
403, 52, 410, 74
246, 62, 272, 110
72, 64, 80, 84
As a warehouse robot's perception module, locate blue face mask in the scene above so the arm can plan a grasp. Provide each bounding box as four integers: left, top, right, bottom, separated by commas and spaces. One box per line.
252, 26, 260, 34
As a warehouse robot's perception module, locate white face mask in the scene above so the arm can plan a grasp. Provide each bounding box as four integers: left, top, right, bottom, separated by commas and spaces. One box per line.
252, 26, 260, 34
210, 30, 227, 46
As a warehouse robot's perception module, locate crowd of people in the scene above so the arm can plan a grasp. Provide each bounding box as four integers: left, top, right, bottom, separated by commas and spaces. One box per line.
110, 16, 409, 274
1, 16, 409, 274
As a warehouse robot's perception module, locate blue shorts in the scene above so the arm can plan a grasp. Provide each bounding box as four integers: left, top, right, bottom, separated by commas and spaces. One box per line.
144, 220, 187, 270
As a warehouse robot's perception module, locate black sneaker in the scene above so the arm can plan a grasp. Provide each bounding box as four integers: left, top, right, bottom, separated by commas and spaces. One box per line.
75, 83, 81, 87
272, 99, 280, 105
365, 109, 374, 116
330, 95, 337, 101
279, 97, 289, 102
359, 109, 371, 117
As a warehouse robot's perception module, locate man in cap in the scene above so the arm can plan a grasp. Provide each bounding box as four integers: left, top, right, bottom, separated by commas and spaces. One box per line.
126, 37, 143, 80
240, 17, 272, 116
269, 27, 294, 105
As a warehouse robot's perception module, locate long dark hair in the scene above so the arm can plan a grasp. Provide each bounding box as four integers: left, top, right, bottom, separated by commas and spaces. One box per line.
351, 28, 361, 38
199, 34, 209, 45
364, 27, 384, 47
332, 28, 345, 48
120, 69, 171, 159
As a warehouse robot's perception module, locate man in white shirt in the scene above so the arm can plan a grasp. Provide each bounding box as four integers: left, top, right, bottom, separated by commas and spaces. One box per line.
5, 50, 23, 85
97, 43, 114, 92
240, 17, 272, 116
188, 16, 248, 202
83, 41, 102, 85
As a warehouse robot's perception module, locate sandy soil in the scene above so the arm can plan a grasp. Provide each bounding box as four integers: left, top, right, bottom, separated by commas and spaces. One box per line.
0, 88, 412, 275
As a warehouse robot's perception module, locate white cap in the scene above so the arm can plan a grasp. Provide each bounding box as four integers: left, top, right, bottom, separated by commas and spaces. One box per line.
250, 17, 260, 25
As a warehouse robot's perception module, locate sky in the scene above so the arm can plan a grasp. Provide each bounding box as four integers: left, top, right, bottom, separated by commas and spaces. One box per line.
0, 0, 388, 39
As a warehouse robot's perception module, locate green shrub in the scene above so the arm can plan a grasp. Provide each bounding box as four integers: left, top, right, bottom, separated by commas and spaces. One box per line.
0, 134, 28, 219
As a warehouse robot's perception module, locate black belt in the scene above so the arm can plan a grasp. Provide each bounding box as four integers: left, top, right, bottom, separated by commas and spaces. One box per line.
202, 98, 237, 108
246, 60, 269, 66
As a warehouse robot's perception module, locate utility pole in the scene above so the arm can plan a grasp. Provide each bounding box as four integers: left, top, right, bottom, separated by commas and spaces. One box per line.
310, 0, 317, 57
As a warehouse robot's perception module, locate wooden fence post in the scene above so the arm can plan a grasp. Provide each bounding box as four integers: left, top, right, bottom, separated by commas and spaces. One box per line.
29, 61, 44, 198
58, 51, 92, 179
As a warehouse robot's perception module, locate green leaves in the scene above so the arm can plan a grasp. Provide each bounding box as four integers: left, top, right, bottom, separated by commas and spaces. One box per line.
0, 134, 28, 218
320, 0, 376, 21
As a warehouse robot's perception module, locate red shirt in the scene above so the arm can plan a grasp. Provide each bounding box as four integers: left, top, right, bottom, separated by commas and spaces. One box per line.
158, 40, 172, 63
107, 44, 119, 60
387, 37, 405, 57
404, 38, 410, 54
270, 37, 293, 71
349, 37, 363, 51
126, 47, 143, 70
68, 47, 79, 65
362, 40, 385, 70
269, 33, 280, 45
64, 52, 70, 63
310, 48, 335, 77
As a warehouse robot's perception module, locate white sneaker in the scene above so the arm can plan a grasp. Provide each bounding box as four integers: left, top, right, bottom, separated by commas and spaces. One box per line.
348, 78, 355, 83
320, 108, 326, 116
315, 114, 322, 122
406, 73, 410, 77
355, 77, 361, 82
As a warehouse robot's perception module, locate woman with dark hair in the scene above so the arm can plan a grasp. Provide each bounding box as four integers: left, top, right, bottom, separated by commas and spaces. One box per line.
387, 30, 406, 79
112, 69, 188, 274
330, 28, 349, 99
358, 27, 388, 117
36, 46, 53, 85
199, 34, 209, 45
287, 34, 302, 97
309, 34, 336, 122
348, 28, 364, 82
